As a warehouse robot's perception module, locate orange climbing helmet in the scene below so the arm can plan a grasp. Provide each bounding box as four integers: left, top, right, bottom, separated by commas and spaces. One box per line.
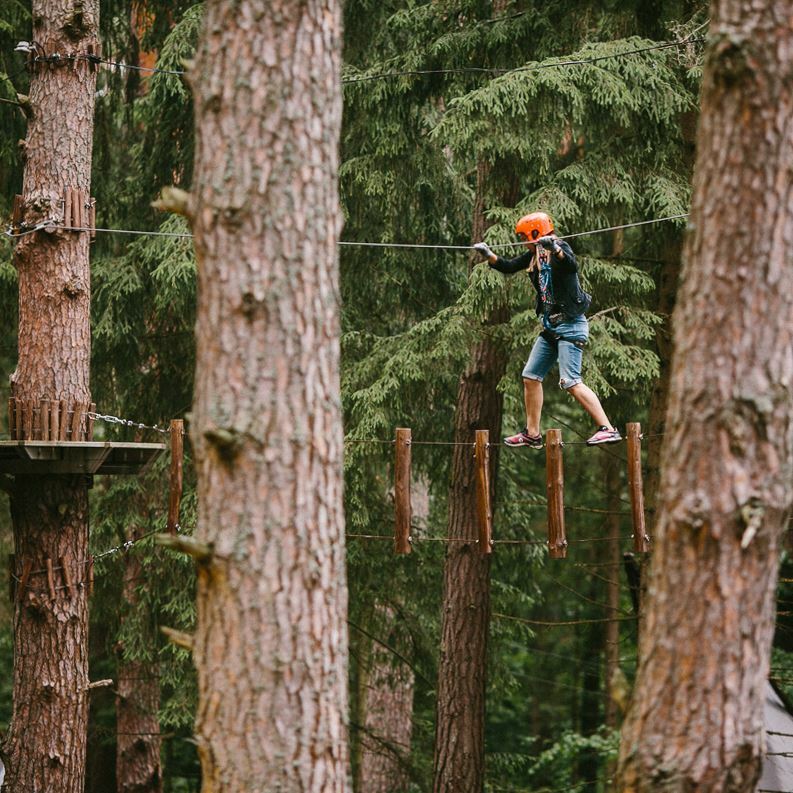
515, 212, 554, 241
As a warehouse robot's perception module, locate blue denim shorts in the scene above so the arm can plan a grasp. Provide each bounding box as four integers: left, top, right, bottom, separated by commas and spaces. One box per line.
522, 317, 589, 390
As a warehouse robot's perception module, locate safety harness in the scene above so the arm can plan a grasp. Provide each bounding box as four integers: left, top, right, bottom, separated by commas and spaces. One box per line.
540, 328, 587, 349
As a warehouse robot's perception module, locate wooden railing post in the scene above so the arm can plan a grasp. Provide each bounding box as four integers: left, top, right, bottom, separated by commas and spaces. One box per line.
394, 428, 412, 554
546, 429, 567, 559
627, 422, 650, 553
474, 430, 493, 555
167, 419, 185, 535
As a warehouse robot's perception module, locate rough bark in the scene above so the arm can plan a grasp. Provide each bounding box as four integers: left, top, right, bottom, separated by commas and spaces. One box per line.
617, 4, 793, 791
432, 160, 509, 793
2, 1, 98, 791
356, 607, 414, 793
116, 529, 162, 793
189, 1, 349, 791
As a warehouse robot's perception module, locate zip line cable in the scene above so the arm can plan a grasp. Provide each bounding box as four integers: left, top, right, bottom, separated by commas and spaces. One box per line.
19, 34, 703, 83
343, 36, 705, 84
3, 213, 690, 247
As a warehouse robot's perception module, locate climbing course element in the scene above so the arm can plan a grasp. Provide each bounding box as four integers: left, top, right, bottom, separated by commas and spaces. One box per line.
545, 429, 567, 558
394, 428, 412, 554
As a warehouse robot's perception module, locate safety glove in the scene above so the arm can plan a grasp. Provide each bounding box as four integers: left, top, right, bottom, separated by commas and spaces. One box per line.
473, 242, 495, 260
537, 235, 558, 250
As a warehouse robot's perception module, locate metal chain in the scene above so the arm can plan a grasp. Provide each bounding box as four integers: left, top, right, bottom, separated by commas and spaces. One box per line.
85, 411, 171, 435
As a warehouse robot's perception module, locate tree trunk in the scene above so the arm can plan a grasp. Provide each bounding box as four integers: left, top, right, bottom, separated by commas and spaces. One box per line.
116, 528, 162, 793
356, 606, 414, 793
189, 2, 349, 791
432, 160, 508, 793
604, 457, 622, 732
617, 4, 793, 791
2, 2, 98, 791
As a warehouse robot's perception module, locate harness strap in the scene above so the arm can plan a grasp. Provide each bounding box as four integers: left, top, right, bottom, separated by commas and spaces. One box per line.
540, 328, 587, 349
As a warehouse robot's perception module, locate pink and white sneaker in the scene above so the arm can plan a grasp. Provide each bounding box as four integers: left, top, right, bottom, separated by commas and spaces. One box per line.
504, 429, 543, 448
586, 426, 622, 445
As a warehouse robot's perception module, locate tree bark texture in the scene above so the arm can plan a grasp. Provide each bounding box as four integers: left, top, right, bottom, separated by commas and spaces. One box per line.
190, 2, 349, 791
3, 1, 98, 791
432, 159, 509, 793
356, 607, 414, 793
116, 529, 162, 793
617, 5, 793, 791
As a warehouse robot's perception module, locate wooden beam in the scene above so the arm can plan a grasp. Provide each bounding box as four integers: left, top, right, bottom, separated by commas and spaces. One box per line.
60, 554, 75, 600
627, 422, 650, 553
45, 558, 56, 600
167, 419, 184, 534
394, 428, 412, 554
546, 429, 567, 559
474, 430, 492, 555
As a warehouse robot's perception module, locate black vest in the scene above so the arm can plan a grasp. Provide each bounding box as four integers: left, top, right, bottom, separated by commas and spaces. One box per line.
528, 240, 591, 319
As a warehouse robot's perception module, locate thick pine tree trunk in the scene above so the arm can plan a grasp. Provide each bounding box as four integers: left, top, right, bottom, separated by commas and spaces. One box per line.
189, 1, 349, 790
432, 157, 508, 792
116, 528, 162, 793
356, 606, 414, 793
2, 2, 98, 791
617, 4, 793, 791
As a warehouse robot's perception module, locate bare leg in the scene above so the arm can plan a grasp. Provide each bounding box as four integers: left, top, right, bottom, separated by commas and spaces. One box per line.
524, 378, 543, 436
567, 383, 613, 430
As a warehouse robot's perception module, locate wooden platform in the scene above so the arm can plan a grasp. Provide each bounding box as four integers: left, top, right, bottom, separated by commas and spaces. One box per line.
0, 441, 166, 475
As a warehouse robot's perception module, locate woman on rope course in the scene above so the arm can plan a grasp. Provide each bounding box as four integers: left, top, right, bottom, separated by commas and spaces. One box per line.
474, 211, 621, 448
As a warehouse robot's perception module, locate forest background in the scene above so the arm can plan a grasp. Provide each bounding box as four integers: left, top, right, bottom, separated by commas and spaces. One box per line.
0, 1, 791, 791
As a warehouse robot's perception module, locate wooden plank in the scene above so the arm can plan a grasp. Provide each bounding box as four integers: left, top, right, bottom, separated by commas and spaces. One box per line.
45, 558, 56, 600
474, 430, 493, 555
23, 400, 33, 441
394, 428, 412, 554
51, 398, 61, 440
40, 400, 52, 441
90, 199, 96, 240
58, 400, 68, 440
166, 419, 184, 534
8, 398, 15, 440
64, 186, 72, 229
16, 559, 32, 603
87, 556, 94, 597
627, 423, 650, 553
86, 402, 95, 440
14, 398, 23, 441
71, 188, 80, 229
60, 554, 75, 600
70, 401, 83, 441
546, 429, 567, 559
32, 401, 40, 440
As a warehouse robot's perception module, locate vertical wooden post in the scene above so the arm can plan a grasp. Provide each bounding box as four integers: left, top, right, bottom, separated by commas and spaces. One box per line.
627, 422, 650, 553
546, 429, 567, 559
63, 186, 72, 229
15, 398, 24, 440
45, 558, 56, 600
167, 419, 185, 535
8, 398, 15, 440
60, 554, 75, 600
474, 430, 492, 555
58, 400, 68, 440
8, 553, 15, 601
86, 402, 95, 440
40, 399, 51, 441
394, 428, 412, 554
23, 401, 33, 441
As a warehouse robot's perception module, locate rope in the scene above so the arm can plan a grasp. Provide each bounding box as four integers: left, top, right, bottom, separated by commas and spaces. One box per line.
18, 35, 703, 83
4, 213, 689, 247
